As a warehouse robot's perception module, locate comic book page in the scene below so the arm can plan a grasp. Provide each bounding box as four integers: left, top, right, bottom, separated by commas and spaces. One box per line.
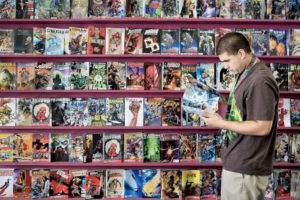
124, 29, 143, 54
45, 27, 65, 55
124, 133, 143, 162
103, 133, 123, 162
69, 169, 87, 198
14, 28, 33, 53
107, 62, 126, 90
105, 28, 125, 54
0, 133, 14, 162
69, 27, 88, 54
34, 0, 51, 18
197, 134, 216, 162
69, 133, 84, 162
107, 0, 126, 17
69, 62, 89, 90
88, 98, 107, 126
50, 133, 69, 162
143, 133, 160, 162
181, 170, 200, 199
89, 62, 107, 90
144, 62, 162, 90
180, 28, 198, 54
275, 133, 290, 162
143, 28, 160, 53
179, 133, 197, 162
268, 29, 287, 56
160, 133, 180, 163
126, 0, 144, 17
31, 169, 50, 198
161, 0, 179, 17
198, 29, 215, 55
52, 62, 71, 90
0, 0, 15, 19
89, 0, 107, 17
142, 169, 161, 198
107, 98, 125, 126
13, 133, 32, 162
197, 0, 216, 18
144, 97, 163, 126
50, 0, 70, 19
0, 169, 14, 197
32, 133, 50, 162
162, 98, 181, 126
13, 169, 31, 198
125, 170, 143, 198
0, 29, 14, 54
86, 170, 105, 199
32, 98, 51, 126
87, 26, 106, 54
145, 0, 161, 17
33, 27, 45, 55
200, 169, 217, 199
162, 62, 181, 90
126, 62, 144, 89
17, 63, 35, 90
49, 169, 69, 198
106, 169, 124, 198
160, 29, 180, 54
71, 0, 88, 18
161, 170, 181, 199
0, 62, 16, 90
125, 98, 144, 127
291, 99, 300, 127
0, 98, 16, 126
34, 62, 54, 90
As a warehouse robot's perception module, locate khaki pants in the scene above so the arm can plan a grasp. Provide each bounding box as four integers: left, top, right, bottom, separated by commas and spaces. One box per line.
221, 169, 269, 200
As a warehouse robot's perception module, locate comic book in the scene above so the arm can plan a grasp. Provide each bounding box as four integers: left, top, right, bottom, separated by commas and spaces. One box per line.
161, 170, 181, 199
88, 98, 107, 126
216, 62, 236, 91
160, 133, 180, 163
107, 98, 125, 126
105, 28, 125, 54
124, 132, 143, 162
45, 27, 65, 55
278, 98, 291, 127
107, 0, 126, 17
0, 169, 13, 197
17, 100, 33, 127
124, 28, 143, 54
198, 29, 215, 55
144, 97, 163, 126
0, 133, 14, 162
288, 64, 300, 91
251, 0, 266, 19
70, 98, 89, 126
49, 0, 70, 19
13, 169, 31, 198
267, 0, 286, 19
144, 62, 162, 90
0, 98, 16, 126
236, 28, 252, 47
103, 133, 123, 163
34, 0, 51, 18
32, 98, 51, 126
179, 134, 197, 162
180, 28, 198, 54
179, 0, 196, 18
181, 62, 197, 90
162, 62, 181, 90
50, 98, 66, 126
88, 0, 107, 17
245, 0, 252, 19
0, 29, 14, 54
125, 170, 143, 198
290, 134, 300, 163
143, 28, 160, 53
126, 0, 144, 17
50, 133, 69, 162
264, 173, 275, 200
197, 0, 216, 18
0, 62, 16, 90
274, 169, 291, 200
181, 170, 201, 199
290, 29, 300, 56
83, 134, 93, 163
86, 170, 105, 199
107, 62, 126, 90
251, 29, 269, 56
287, 0, 300, 19
125, 98, 144, 127
162, 98, 181, 126
106, 169, 124, 198
275, 133, 290, 162
17, 63, 35, 90
230, 0, 246, 19
197, 134, 216, 162
268, 29, 287, 56
13, 133, 32, 162
35, 62, 54, 90
145, 0, 161, 17
143, 133, 160, 162
49, 169, 69, 198
31, 169, 50, 199
200, 169, 217, 199
33, 27, 46, 55
142, 169, 161, 198
92, 133, 103, 162
69, 133, 84, 162
218, 0, 230, 18
89, 62, 107, 90
0, 0, 15, 19
71, 0, 88, 18
291, 170, 300, 199
64, 28, 70, 54
126, 62, 144, 89
160, 29, 180, 54
270, 63, 289, 91
215, 134, 222, 162
69, 169, 87, 198
69, 62, 89, 90
32, 133, 50, 162
196, 63, 215, 88
52, 62, 71, 90
161, 0, 179, 17
291, 99, 300, 127
215, 28, 232, 47
68, 27, 88, 54
87, 26, 106, 54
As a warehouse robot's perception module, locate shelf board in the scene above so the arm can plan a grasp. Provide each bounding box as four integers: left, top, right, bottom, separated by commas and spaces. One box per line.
219, 91, 300, 98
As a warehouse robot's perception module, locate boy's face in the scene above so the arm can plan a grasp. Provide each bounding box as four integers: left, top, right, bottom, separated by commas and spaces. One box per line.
218, 51, 243, 74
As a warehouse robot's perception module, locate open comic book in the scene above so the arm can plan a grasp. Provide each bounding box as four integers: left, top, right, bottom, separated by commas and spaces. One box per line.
182, 75, 219, 115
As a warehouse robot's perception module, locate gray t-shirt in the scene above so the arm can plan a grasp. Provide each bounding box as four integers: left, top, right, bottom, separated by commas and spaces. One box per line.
221, 60, 279, 176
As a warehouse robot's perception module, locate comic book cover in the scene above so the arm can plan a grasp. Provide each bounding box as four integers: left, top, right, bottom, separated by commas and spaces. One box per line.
89, 62, 107, 90
145, 0, 161, 17
291, 99, 300, 127
198, 29, 215, 55
275, 133, 290, 162
290, 134, 300, 163
83, 134, 93, 163
34, 0, 51, 18
107, 62, 126, 90
0, 0, 15, 19
68, 27, 88, 54
125, 98, 144, 127
64, 28, 70, 54
32, 98, 51, 126
16, 63, 35, 90
106, 169, 124, 198
270, 63, 289, 91
0, 29, 14, 54
124, 133, 143, 162
274, 169, 291, 200
289, 29, 300, 56
251, 0, 266, 19
31, 169, 50, 199
13, 133, 32, 162
126, 62, 144, 89
69, 62, 89, 90
291, 170, 300, 199
232, 0, 247, 19
218, 0, 230, 18
182, 92, 200, 128
196, 63, 215, 88
88, 0, 107, 17
13, 169, 31, 198
45, 27, 65, 55
0, 169, 14, 197
69, 98, 89, 126
162, 62, 181, 90
0, 98, 16, 126
264, 173, 275, 200
71, 0, 88, 18
0, 62, 16, 90
126, 0, 144, 17
160, 29, 180, 54
16, 98, 33, 126
52, 62, 71, 90
92, 134, 103, 162
181, 170, 200, 199
103, 133, 123, 162
236, 28, 252, 47
181, 62, 197, 90
144, 97, 163, 126
35, 62, 54, 90
105, 28, 125, 54
50, 133, 69, 162
268, 29, 287, 56
69, 169, 87, 198
180, 28, 198, 54
33, 27, 46, 55
216, 62, 236, 91
161, 170, 181, 199
251, 29, 269, 56
50, 0, 70, 19
278, 98, 291, 127
160, 134, 180, 163
49, 169, 69, 198
107, 0, 126, 17
125, 170, 143, 198
267, 0, 286, 19
161, 0, 179, 17
162, 98, 181, 126
143, 133, 160, 162
88, 98, 107, 126
86, 170, 105, 199
32, 133, 50, 162
179, 0, 196, 18
51, 98, 66, 126
287, 0, 300, 19
142, 169, 161, 198
143, 28, 160, 53
107, 98, 125, 126
69, 133, 83, 162
215, 134, 222, 162
144, 62, 162, 90
289, 64, 300, 91
197, 134, 216, 162
200, 169, 217, 199
124, 28, 143, 54
179, 134, 196, 162
215, 28, 232, 47
197, 0, 216, 18
0, 133, 13, 162
87, 26, 106, 54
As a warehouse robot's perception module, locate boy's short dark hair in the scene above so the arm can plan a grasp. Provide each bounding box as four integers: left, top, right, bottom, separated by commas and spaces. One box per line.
216, 32, 252, 55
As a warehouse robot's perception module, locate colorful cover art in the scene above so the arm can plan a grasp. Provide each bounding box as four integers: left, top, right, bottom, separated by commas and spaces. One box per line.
161, 0, 179, 17
14, 28, 33, 53
34, 0, 51, 18
198, 29, 215, 55
289, 64, 300, 91
89, 62, 107, 90
107, 62, 126, 90
145, 0, 161, 17
31, 169, 50, 199
17, 63, 35, 90
124, 28, 143, 54
50, 169, 69, 198
200, 169, 217, 199
216, 62, 236, 91
181, 62, 197, 90
0, 98, 16, 126
144, 62, 162, 90
163, 62, 181, 90
182, 170, 201, 199
83, 134, 93, 163
268, 29, 287, 56
70, 98, 89, 127
270, 63, 289, 91
32, 98, 51, 126
69, 133, 84, 162
107, 98, 125, 126
71, 0, 88, 18
126, 62, 144, 89
51, 133, 69, 162
161, 170, 181, 199
144, 97, 163, 126
143, 133, 160, 162
267, 0, 286, 19
33, 27, 46, 55
180, 28, 198, 54
0, 29, 14, 54
274, 169, 291, 199
290, 134, 300, 163
13, 169, 31, 198
87, 26, 106, 54
251, 0, 266, 19
52, 62, 71, 90
0, 169, 14, 197
88, 98, 107, 126
125, 98, 144, 127
124, 133, 143, 162
45, 28, 65, 55
69, 169, 87, 198
106, 28, 125, 54
69, 27, 88, 54
103, 133, 123, 162
92, 134, 103, 162
35, 62, 53, 90
252, 29, 269, 56
275, 133, 290, 162
49, 0, 70, 19
106, 169, 124, 198
291, 99, 300, 126
160, 29, 180, 54
197, 134, 216, 162
86, 170, 105, 199
197, 0, 216, 18
0, 62, 16, 90
278, 98, 291, 127
160, 133, 180, 163
142, 169, 161, 198
88, 0, 107, 17
179, 134, 197, 162
69, 62, 89, 90
0, 0, 15, 19
107, 0, 126, 17
13, 133, 32, 162
287, 0, 300, 19
143, 28, 160, 53
125, 170, 143, 198
126, 0, 144, 17
179, 0, 196, 18
196, 63, 215, 88
51, 98, 67, 126
0, 133, 14, 162
32, 133, 50, 162
162, 98, 181, 126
